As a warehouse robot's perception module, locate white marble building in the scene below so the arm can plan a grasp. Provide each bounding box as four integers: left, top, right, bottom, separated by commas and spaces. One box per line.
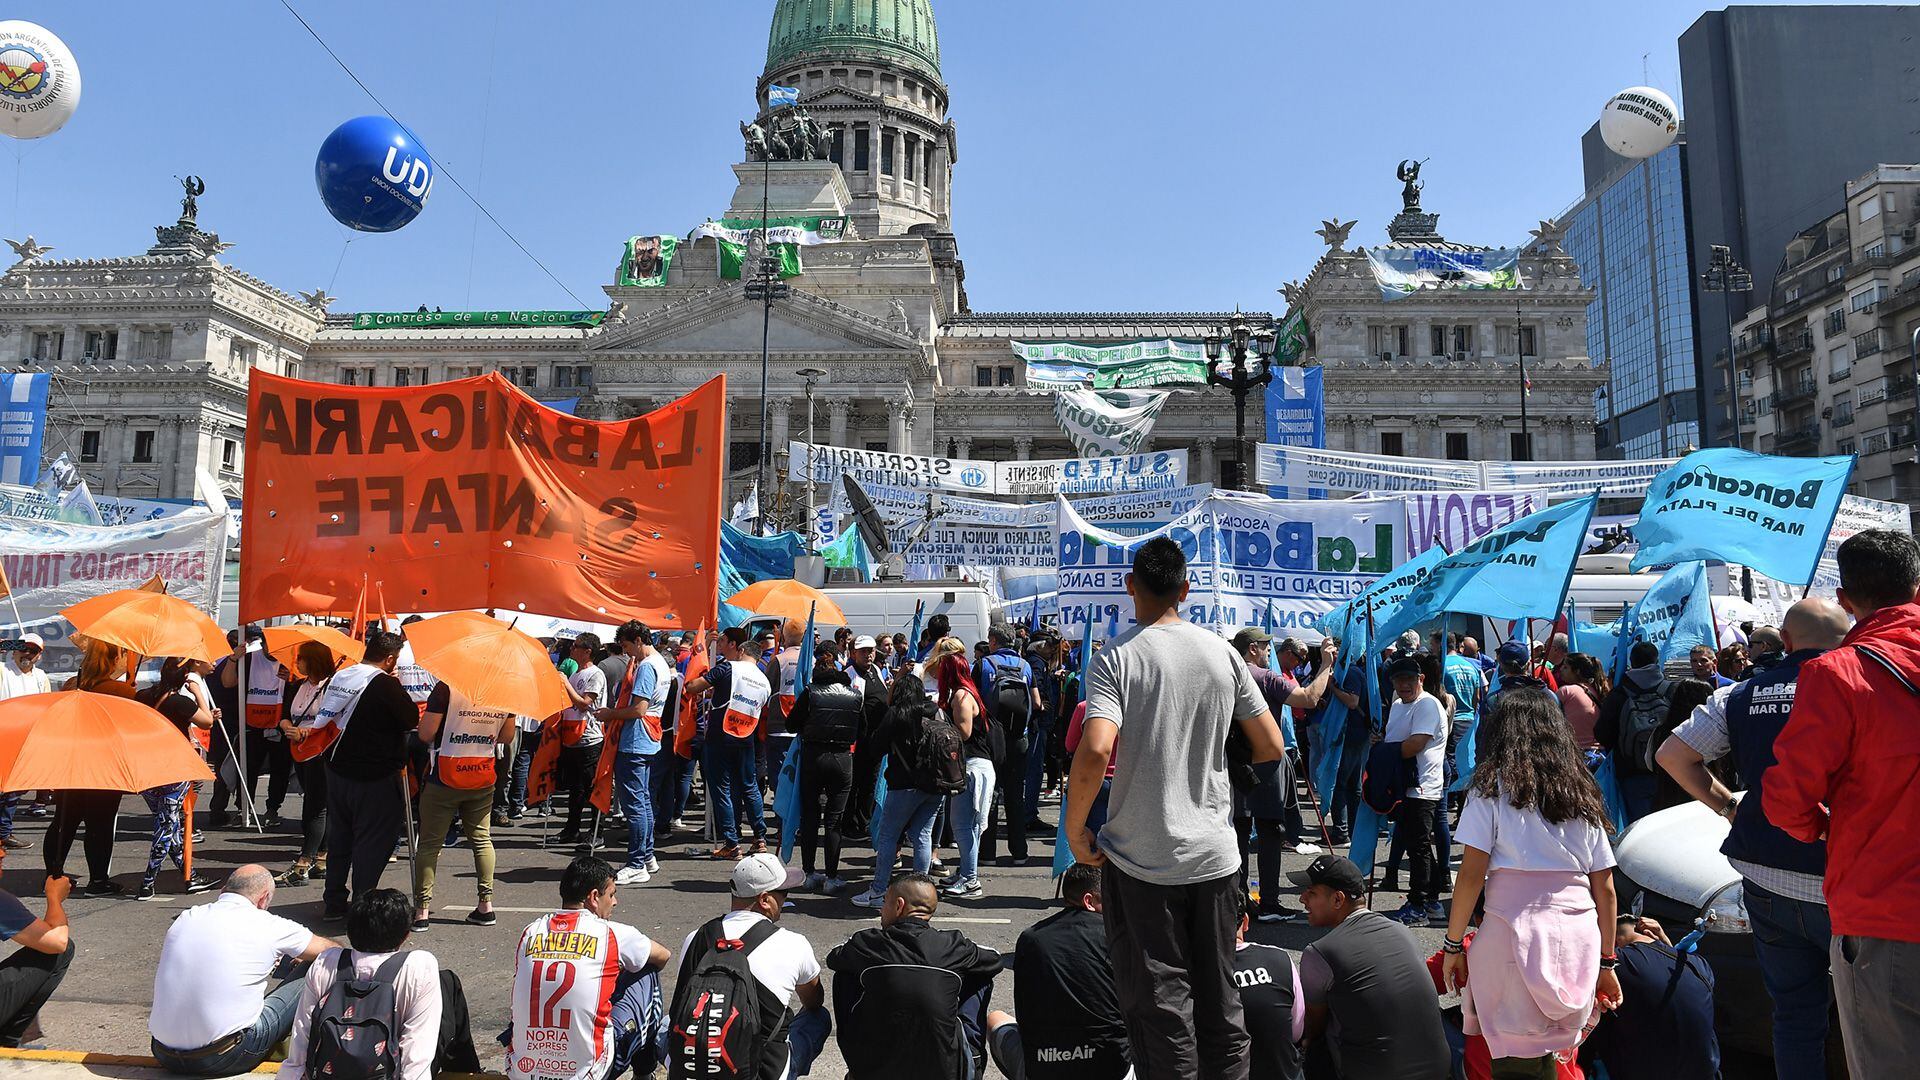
0, 0, 1604, 516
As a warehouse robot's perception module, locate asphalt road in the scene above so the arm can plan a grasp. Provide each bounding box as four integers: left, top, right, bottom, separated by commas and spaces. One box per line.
0, 786, 1763, 1078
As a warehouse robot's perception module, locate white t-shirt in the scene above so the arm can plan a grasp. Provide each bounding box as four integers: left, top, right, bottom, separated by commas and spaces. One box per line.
149, 893, 313, 1050
1455, 790, 1617, 875
510, 910, 655, 1080
0, 658, 50, 700
568, 664, 608, 745
1383, 691, 1448, 801
678, 911, 820, 1008
641, 651, 674, 719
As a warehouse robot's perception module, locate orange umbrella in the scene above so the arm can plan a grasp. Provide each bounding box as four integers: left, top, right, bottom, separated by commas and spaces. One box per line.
725, 579, 847, 626
0, 692, 214, 792
61, 589, 228, 663
400, 611, 570, 720
262, 624, 365, 673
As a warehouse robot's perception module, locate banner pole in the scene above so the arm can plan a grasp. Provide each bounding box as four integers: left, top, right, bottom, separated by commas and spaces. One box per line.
236, 632, 256, 831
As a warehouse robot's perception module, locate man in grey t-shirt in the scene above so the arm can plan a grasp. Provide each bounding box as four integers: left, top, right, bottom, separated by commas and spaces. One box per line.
1064, 536, 1297, 1080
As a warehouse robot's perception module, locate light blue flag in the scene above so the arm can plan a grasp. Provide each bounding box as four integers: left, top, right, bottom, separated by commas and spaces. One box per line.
907, 600, 926, 661
1374, 495, 1599, 650
1630, 448, 1855, 585
818, 524, 873, 581
1055, 605, 1101, 879
776, 602, 818, 863
767, 84, 799, 109
1315, 540, 1455, 665
1572, 620, 1621, 661
1623, 561, 1717, 668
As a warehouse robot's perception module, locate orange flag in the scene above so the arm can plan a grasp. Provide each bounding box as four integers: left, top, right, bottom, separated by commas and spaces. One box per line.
240, 372, 724, 629
676, 627, 711, 760
525, 716, 563, 806
590, 718, 623, 815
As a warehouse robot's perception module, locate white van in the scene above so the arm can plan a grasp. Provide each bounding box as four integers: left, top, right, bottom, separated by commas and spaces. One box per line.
820, 580, 996, 647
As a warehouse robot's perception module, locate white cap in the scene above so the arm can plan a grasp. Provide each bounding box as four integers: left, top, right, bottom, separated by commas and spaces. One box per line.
853, 635, 877, 650
18, 633, 43, 650
731, 853, 804, 898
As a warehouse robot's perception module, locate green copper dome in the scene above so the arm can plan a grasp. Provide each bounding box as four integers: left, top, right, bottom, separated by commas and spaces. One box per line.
766, 0, 942, 85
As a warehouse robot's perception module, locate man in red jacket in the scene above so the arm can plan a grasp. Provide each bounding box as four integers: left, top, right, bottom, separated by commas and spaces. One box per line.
1764, 528, 1920, 1076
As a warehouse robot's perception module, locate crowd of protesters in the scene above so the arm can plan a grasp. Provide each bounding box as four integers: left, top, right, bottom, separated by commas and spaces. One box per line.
0, 530, 1910, 1077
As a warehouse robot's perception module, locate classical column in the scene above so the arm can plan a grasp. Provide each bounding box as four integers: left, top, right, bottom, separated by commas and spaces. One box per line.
1477, 415, 1507, 461
1195, 437, 1218, 485
771, 397, 792, 453
951, 434, 973, 460
1478, 318, 1498, 358
1012, 436, 1034, 460
1414, 416, 1442, 458
887, 399, 910, 452
827, 399, 850, 447
1413, 318, 1433, 358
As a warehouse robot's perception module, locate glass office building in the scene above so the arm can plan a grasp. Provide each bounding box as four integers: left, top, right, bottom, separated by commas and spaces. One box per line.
1561, 130, 1700, 459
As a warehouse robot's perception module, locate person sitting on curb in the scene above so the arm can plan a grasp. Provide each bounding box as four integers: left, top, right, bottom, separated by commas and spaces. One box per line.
0, 843, 72, 1048
985, 863, 1131, 1080
149, 865, 336, 1075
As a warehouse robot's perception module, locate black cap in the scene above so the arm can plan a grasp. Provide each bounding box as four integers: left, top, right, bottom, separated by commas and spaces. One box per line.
1286, 854, 1366, 898
1386, 656, 1422, 680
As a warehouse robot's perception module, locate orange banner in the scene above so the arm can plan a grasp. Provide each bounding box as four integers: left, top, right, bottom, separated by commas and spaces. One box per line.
240, 372, 724, 628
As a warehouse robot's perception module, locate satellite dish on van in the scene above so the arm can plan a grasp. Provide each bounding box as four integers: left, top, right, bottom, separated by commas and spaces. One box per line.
840, 476, 894, 556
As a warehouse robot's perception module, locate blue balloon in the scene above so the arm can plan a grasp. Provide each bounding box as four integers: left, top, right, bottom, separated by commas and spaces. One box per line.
314, 115, 435, 233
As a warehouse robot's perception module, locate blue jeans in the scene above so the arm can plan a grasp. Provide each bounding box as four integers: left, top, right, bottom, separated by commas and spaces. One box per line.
705, 735, 764, 846
786, 1005, 833, 1078
872, 787, 941, 891
152, 970, 306, 1074
0, 792, 14, 839
1329, 730, 1370, 837
1023, 713, 1054, 821
616, 751, 655, 869
508, 727, 540, 814
650, 746, 691, 827
949, 758, 995, 883
1745, 879, 1834, 1079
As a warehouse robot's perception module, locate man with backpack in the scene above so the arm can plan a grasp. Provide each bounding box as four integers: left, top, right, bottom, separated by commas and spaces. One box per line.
281, 889, 448, 1080
975, 625, 1040, 868
1596, 640, 1672, 824
507, 856, 671, 1080
828, 872, 1004, 1080
670, 854, 829, 1080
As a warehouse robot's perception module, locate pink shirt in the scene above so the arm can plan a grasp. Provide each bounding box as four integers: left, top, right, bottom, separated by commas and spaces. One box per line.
1555, 685, 1601, 749
1064, 701, 1115, 778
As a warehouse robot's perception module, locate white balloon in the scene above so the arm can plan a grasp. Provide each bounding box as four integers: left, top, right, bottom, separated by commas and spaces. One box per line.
0, 21, 79, 140
1599, 85, 1678, 160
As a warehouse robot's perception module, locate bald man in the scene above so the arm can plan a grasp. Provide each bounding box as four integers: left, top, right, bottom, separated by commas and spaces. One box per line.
828, 871, 1004, 1078
1658, 597, 1850, 1078
150, 865, 338, 1074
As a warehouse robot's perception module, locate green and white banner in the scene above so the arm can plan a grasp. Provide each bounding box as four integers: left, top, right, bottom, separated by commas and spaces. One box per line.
349, 311, 607, 330
1016, 339, 1211, 390
1364, 246, 1521, 300
617, 235, 678, 287
1054, 388, 1173, 457
693, 216, 848, 281
1272, 307, 1308, 364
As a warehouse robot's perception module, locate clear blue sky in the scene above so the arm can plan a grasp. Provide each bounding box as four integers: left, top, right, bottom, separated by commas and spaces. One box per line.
0, 1, 1860, 316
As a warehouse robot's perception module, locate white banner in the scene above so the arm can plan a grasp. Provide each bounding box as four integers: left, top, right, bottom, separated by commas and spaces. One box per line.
0, 482, 197, 526
0, 508, 229, 625
1256, 443, 1680, 498
1392, 488, 1547, 560
1756, 493, 1913, 601
1054, 494, 1407, 638
792, 441, 1188, 497
1053, 388, 1173, 457
902, 523, 1055, 566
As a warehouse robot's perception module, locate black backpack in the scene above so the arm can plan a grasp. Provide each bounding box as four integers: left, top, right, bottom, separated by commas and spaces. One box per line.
667, 917, 782, 1080
901, 705, 968, 795
306, 950, 409, 1080
1621, 677, 1672, 773
984, 655, 1032, 755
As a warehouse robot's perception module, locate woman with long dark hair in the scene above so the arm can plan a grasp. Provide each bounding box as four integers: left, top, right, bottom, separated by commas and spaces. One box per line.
133, 658, 216, 899
47, 640, 135, 894
276, 641, 338, 886
1441, 688, 1621, 1078
1554, 652, 1609, 758
850, 669, 965, 910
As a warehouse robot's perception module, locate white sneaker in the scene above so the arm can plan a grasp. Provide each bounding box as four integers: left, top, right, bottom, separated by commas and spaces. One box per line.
614, 865, 651, 886
851, 886, 887, 909
643, 857, 660, 874
803, 871, 829, 893
1291, 842, 1324, 855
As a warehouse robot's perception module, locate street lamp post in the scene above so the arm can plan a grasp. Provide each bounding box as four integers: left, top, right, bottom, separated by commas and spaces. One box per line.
747, 255, 791, 534
797, 366, 828, 533
1702, 244, 1754, 450
1204, 311, 1277, 491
